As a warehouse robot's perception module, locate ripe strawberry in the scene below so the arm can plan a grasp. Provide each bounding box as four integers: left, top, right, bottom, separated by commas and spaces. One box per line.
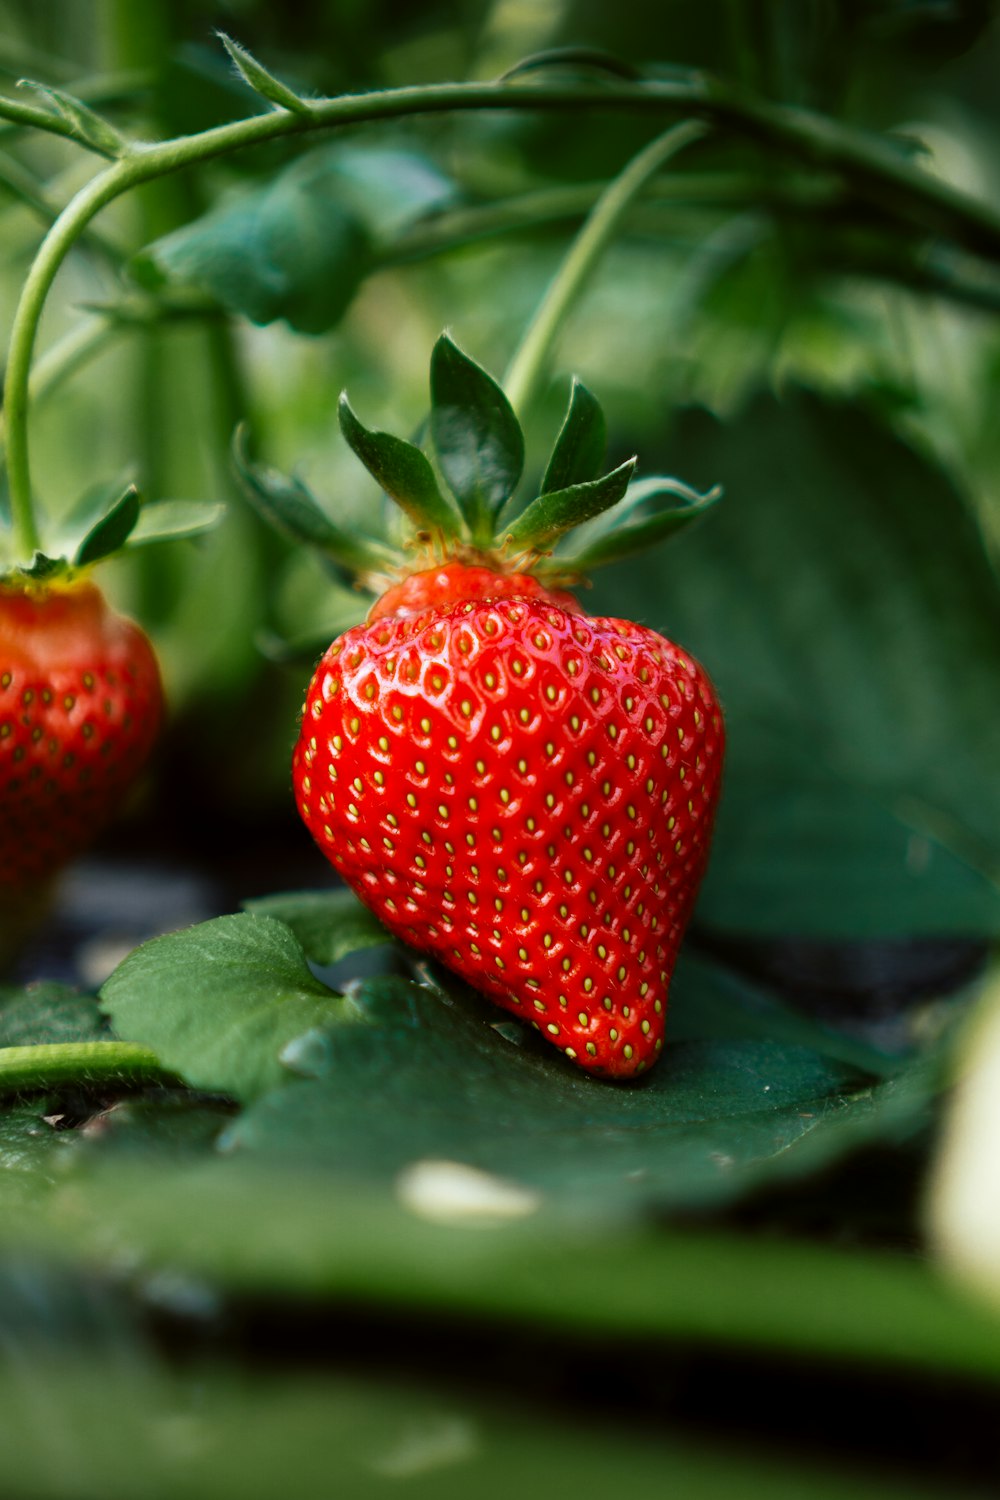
0, 579, 162, 889
294, 562, 722, 1077
241, 334, 724, 1077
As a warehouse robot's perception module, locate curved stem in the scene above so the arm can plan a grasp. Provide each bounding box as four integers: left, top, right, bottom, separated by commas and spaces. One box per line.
0, 79, 695, 561
0, 1040, 174, 1095
5, 70, 1000, 560
503, 119, 708, 415
4, 168, 127, 557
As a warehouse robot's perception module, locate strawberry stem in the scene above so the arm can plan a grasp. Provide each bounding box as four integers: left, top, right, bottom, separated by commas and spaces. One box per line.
0, 1040, 176, 1096
502, 119, 708, 418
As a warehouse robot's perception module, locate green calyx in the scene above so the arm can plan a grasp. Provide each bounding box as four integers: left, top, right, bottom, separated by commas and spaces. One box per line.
0, 474, 223, 586
235, 332, 720, 588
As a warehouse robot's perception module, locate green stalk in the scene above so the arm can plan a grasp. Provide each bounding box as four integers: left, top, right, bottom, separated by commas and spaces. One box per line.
4, 169, 129, 557
503, 119, 708, 416
6, 70, 1000, 559
0, 1040, 174, 1095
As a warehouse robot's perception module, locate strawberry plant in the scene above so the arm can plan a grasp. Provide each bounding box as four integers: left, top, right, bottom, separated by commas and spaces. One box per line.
3, 6, 1000, 1497
239, 334, 724, 1075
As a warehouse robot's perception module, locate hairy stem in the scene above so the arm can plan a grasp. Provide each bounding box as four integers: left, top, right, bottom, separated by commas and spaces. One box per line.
503, 120, 708, 415
0, 1040, 174, 1095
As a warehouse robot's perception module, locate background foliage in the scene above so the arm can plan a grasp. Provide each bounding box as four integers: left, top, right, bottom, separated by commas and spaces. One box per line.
4, 0, 1000, 1493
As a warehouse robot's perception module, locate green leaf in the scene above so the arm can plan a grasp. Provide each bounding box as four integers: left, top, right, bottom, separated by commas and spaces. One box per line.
252, 885, 899, 1078
72, 484, 140, 567
98, 914, 350, 1103
429, 334, 525, 543
316, 142, 454, 238
225, 960, 874, 1211
502, 457, 637, 553
337, 394, 463, 542
243, 889, 392, 967
541, 377, 607, 494
87, 881, 941, 1220
233, 426, 397, 579
50, 1092, 231, 1165
16, 79, 127, 157
0, 1108, 69, 1200
124, 499, 225, 547
0, 984, 106, 1048
555, 476, 721, 571
216, 31, 314, 115
588, 387, 1000, 937
666, 951, 899, 1078
130, 155, 374, 335
0, 1343, 976, 1500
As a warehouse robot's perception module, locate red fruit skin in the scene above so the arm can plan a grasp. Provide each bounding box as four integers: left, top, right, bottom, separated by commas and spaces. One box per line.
0, 580, 163, 887
294, 566, 723, 1078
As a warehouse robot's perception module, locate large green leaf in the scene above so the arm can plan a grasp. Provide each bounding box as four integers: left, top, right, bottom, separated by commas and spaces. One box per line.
223, 957, 938, 1213
588, 388, 1000, 937
91, 888, 944, 1215
130, 154, 374, 334
0, 1107, 71, 1201
98, 914, 348, 1102
5, 1155, 1000, 1397
0, 984, 106, 1048
0, 1343, 979, 1500
243, 888, 392, 967
248, 888, 897, 1074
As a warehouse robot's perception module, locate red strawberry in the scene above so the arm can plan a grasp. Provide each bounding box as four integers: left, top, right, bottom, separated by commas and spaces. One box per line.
293, 562, 722, 1077
0, 579, 162, 889
241, 334, 724, 1077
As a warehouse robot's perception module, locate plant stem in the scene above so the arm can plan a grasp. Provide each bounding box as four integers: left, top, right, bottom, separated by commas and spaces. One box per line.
6, 70, 1000, 558
503, 120, 708, 415
0, 68, 153, 147
4, 169, 128, 557
0, 1040, 174, 1095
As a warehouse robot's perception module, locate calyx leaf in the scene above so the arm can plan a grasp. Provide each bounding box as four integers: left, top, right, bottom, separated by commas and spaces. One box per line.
541, 378, 607, 494
15, 552, 64, 582
430, 334, 525, 545
337, 394, 463, 543
126, 500, 225, 547
73, 484, 141, 567
233, 426, 397, 580
555, 477, 722, 572
55, 483, 224, 570
503, 458, 637, 554
242, 333, 720, 584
